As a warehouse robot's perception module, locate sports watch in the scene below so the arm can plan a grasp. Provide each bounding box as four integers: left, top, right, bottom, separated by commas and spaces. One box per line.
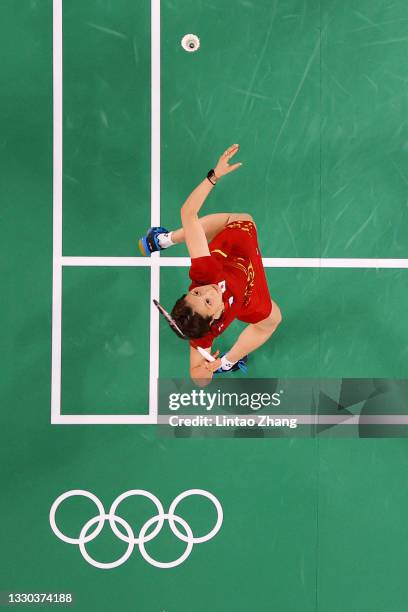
206, 169, 218, 185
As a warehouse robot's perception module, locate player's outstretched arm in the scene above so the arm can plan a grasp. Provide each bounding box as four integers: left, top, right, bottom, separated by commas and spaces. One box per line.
226, 324, 274, 364
203, 307, 282, 374
203, 325, 274, 374
181, 144, 242, 259
212, 303, 283, 372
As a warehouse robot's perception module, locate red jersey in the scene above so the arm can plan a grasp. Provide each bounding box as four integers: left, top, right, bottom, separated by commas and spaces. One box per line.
188, 220, 273, 349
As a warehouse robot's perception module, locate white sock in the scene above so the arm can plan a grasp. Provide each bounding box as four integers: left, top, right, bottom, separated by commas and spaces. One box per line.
220, 355, 237, 371
157, 231, 175, 249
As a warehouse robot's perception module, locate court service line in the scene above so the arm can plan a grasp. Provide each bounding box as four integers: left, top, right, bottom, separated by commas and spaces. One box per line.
61, 256, 408, 269
51, 0, 63, 425
157, 415, 408, 426
149, 0, 161, 421
54, 414, 157, 425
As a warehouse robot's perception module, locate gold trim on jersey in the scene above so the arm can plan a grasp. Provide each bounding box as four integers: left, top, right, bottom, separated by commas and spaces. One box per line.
211, 222, 257, 306
210, 249, 228, 258
225, 220, 254, 237
229, 259, 256, 306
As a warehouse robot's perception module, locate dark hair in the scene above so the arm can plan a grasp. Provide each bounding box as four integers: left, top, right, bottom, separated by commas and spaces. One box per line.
170, 294, 212, 340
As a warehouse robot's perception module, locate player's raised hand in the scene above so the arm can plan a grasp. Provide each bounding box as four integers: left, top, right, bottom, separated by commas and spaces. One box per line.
214, 144, 243, 178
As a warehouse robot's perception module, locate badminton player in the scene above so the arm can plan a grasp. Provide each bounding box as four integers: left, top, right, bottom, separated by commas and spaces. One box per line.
139, 144, 282, 386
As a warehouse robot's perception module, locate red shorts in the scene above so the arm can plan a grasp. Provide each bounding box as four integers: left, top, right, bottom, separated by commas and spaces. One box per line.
208, 220, 273, 324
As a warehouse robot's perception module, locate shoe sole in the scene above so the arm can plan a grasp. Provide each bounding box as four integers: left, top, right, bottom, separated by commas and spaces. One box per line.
138, 238, 150, 257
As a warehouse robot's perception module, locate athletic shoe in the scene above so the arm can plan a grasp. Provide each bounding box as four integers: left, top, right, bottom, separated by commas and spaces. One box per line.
138, 226, 169, 256
215, 354, 248, 374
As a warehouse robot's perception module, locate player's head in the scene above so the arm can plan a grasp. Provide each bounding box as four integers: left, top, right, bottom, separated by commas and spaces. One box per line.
171, 284, 224, 339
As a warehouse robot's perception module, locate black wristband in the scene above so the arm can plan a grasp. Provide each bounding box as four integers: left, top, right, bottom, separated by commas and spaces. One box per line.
206, 169, 218, 185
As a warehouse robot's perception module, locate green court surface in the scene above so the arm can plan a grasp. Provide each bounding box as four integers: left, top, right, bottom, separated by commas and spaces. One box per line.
2, 0, 408, 610
61, 266, 150, 415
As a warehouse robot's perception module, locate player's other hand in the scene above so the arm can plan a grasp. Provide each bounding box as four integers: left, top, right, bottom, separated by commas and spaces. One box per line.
203, 349, 222, 373
214, 144, 243, 178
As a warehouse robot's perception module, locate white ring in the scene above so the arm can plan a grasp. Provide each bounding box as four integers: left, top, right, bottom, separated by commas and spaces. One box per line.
138, 514, 193, 569
168, 489, 223, 544
50, 488, 224, 568
79, 514, 134, 570
108, 489, 165, 544
49, 489, 105, 545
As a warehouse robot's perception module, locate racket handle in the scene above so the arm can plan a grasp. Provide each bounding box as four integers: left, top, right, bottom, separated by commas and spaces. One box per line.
196, 346, 215, 362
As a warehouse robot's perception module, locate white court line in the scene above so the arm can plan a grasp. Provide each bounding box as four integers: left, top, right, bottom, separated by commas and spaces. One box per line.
61, 256, 408, 269
54, 414, 157, 425
157, 415, 408, 426
62, 257, 153, 266
262, 258, 408, 269
55, 414, 408, 426
51, 0, 63, 425
149, 0, 161, 422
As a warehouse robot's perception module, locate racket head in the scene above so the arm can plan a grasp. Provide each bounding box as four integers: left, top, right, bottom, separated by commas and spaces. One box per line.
153, 299, 188, 340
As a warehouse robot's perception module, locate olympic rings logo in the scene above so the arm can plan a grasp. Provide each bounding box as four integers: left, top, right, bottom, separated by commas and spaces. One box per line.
49, 488, 223, 569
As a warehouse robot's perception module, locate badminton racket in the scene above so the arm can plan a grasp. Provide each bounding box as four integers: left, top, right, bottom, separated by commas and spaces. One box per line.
152, 299, 187, 340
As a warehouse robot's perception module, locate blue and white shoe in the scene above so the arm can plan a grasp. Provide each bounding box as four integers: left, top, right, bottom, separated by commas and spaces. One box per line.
214, 353, 248, 374
138, 226, 169, 257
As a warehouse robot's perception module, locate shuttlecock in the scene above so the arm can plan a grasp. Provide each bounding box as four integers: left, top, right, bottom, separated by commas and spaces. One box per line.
181, 34, 200, 53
